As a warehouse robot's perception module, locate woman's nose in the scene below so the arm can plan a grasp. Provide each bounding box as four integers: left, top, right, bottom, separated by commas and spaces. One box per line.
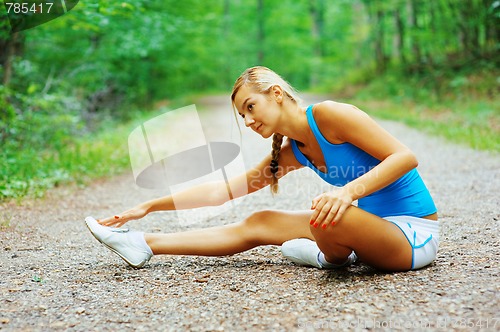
244, 116, 255, 127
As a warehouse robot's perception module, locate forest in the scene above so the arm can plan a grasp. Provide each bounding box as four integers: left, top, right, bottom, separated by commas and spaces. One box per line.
0, 0, 498, 201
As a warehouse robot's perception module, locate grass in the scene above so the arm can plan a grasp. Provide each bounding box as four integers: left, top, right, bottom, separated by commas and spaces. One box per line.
351, 98, 499, 152
338, 65, 499, 152
0, 108, 160, 203
0, 124, 129, 202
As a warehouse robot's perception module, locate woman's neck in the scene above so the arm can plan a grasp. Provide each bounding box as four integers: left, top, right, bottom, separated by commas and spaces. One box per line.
276, 102, 312, 144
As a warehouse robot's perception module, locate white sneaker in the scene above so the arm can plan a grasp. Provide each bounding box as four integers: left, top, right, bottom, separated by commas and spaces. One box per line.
281, 238, 322, 268
85, 216, 153, 268
281, 238, 357, 269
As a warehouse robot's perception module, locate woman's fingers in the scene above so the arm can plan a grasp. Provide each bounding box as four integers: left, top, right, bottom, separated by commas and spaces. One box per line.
321, 202, 341, 228
115, 221, 126, 228
98, 217, 114, 226
333, 203, 349, 224
311, 197, 336, 228
315, 201, 334, 227
310, 194, 322, 210
96, 207, 146, 228
310, 197, 326, 225
98, 214, 127, 227
310, 189, 353, 230
310, 197, 347, 230
318, 201, 341, 229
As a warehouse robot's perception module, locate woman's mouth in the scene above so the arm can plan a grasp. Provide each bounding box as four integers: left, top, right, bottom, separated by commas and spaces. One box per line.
255, 124, 262, 132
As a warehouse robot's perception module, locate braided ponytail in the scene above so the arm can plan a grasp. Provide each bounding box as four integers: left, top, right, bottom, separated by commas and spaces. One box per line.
270, 133, 284, 194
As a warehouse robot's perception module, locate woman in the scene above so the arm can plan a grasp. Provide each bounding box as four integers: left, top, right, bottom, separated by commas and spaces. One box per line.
86, 66, 439, 271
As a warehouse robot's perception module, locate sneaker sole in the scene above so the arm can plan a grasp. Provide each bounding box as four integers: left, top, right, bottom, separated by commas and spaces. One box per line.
85, 221, 148, 269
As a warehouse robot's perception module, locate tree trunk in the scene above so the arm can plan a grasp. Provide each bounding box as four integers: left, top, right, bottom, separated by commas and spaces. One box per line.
374, 8, 386, 73
257, 0, 264, 64
449, 0, 475, 60
353, 1, 365, 70
309, 0, 325, 86
469, 0, 481, 58
461, 0, 481, 58
408, 0, 422, 67
484, 0, 498, 54
394, 9, 406, 66
1, 32, 19, 87
222, 0, 232, 86
429, 0, 437, 59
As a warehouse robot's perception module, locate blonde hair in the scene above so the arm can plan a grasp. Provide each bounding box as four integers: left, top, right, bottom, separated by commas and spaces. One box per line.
231, 66, 302, 194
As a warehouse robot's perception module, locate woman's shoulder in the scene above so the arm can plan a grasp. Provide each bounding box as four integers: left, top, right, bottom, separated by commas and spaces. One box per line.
312, 100, 363, 120
311, 100, 363, 143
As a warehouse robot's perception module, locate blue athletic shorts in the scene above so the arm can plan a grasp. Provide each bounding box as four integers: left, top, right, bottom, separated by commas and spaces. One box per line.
384, 215, 440, 270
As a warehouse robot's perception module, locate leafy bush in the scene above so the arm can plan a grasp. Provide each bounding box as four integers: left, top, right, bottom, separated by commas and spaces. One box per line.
0, 85, 133, 201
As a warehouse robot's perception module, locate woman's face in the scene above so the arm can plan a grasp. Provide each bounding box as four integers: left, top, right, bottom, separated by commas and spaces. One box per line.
233, 84, 282, 138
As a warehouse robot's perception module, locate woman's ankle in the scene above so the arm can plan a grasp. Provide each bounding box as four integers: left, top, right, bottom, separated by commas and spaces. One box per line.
319, 252, 356, 268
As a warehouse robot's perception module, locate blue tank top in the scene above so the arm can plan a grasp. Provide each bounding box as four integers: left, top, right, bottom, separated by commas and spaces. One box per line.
290, 105, 437, 218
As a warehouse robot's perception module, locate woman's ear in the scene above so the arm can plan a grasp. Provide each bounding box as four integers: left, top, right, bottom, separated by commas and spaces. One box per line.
271, 85, 284, 103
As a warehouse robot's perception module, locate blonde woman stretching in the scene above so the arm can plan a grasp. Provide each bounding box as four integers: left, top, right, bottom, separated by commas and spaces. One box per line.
86, 66, 439, 271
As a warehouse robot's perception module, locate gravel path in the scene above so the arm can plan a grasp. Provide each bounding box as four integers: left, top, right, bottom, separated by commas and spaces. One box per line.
1, 95, 498, 331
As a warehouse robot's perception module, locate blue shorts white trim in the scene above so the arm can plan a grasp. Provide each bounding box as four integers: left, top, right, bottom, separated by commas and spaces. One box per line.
384, 215, 440, 270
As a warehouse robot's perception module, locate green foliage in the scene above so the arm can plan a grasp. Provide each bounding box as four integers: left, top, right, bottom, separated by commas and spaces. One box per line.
356, 98, 499, 152
0, 107, 133, 201
350, 65, 500, 152
4, 0, 497, 105
0, 80, 137, 201
353, 61, 498, 103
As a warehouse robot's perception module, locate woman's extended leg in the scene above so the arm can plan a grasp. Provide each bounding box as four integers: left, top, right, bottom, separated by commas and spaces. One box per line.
145, 210, 314, 256
309, 205, 413, 271
88, 206, 413, 271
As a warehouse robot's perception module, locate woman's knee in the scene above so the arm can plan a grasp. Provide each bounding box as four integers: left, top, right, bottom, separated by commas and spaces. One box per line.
239, 210, 276, 242
309, 210, 350, 241
243, 210, 275, 226
308, 206, 361, 253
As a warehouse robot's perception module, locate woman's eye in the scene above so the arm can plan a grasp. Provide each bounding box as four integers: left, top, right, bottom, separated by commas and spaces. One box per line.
239, 113, 245, 119
248, 104, 254, 111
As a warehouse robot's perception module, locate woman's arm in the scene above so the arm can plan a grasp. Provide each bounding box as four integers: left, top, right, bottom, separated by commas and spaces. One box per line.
147, 139, 302, 210
100, 139, 302, 227
327, 101, 417, 200
310, 101, 418, 228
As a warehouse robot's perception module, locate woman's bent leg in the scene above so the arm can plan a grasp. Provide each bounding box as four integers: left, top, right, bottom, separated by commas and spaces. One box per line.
310, 205, 413, 271
146, 210, 313, 256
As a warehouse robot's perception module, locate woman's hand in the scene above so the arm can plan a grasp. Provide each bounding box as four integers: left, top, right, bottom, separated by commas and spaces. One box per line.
98, 204, 149, 228
310, 188, 353, 229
